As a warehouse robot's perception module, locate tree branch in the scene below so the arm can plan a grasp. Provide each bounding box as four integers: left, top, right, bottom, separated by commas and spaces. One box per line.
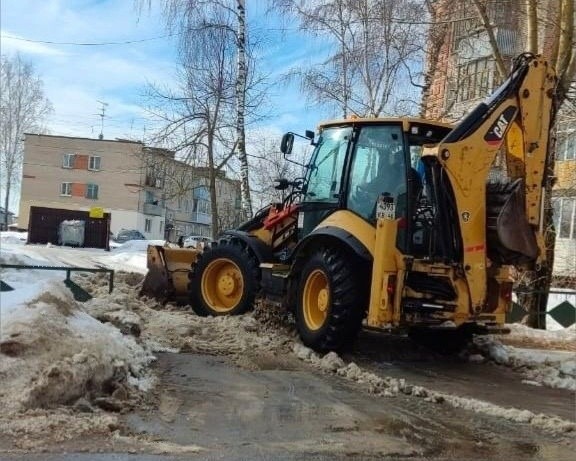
471, 0, 507, 79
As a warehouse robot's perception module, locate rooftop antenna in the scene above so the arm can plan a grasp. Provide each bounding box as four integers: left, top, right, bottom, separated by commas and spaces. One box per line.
96, 100, 109, 140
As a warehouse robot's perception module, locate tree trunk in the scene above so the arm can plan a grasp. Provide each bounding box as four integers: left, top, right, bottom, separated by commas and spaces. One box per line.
207, 132, 219, 240
3, 178, 10, 230
236, 0, 252, 221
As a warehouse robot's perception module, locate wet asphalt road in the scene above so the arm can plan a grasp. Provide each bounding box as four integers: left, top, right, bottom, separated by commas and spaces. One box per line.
349, 330, 576, 422
2, 348, 575, 461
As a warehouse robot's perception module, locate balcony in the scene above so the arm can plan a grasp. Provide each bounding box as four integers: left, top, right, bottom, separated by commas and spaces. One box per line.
144, 175, 163, 188
143, 202, 164, 216
191, 211, 211, 225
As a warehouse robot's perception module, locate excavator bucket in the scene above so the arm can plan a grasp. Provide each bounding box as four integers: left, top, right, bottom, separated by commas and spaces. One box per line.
140, 245, 199, 303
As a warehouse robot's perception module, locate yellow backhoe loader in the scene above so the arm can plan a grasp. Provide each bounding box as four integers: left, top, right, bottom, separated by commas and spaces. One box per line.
141, 53, 557, 352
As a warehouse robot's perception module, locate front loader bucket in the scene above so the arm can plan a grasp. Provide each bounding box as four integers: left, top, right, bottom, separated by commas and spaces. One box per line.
140, 245, 199, 303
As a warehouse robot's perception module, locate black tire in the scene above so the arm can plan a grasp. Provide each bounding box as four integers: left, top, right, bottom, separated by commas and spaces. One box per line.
295, 246, 366, 352
189, 240, 260, 317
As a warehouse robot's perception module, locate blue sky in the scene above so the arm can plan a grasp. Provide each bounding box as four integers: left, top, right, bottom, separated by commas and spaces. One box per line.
0, 0, 332, 143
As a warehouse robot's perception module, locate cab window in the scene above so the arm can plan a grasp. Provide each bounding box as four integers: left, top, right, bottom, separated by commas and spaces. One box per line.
304, 126, 351, 203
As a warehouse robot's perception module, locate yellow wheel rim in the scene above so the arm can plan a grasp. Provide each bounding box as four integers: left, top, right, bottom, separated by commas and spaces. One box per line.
302, 269, 330, 331
200, 258, 244, 313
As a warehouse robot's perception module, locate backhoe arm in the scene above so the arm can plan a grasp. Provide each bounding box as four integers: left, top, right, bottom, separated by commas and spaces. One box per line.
422, 54, 557, 312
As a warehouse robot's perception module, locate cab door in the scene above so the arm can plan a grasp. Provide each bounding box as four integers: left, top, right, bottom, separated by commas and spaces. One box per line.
345, 124, 407, 224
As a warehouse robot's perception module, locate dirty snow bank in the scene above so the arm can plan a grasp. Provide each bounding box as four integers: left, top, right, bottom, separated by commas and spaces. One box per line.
81, 272, 297, 358
0, 279, 155, 413
473, 325, 576, 391
292, 343, 576, 435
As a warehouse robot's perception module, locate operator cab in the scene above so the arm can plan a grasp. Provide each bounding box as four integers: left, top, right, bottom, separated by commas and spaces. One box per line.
283, 118, 452, 253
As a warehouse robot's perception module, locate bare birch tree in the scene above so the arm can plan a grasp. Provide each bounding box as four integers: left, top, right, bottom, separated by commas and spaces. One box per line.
0, 54, 52, 229
274, 0, 427, 117
141, 0, 258, 221
144, 6, 237, 238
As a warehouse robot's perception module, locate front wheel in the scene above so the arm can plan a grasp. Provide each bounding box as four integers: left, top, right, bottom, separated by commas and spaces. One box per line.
189, 240, 260, 316
296, 246, 366, 352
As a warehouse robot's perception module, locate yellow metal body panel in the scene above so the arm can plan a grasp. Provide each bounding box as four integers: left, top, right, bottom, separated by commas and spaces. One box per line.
315, 210, 376, 256
367, 217, 399, 327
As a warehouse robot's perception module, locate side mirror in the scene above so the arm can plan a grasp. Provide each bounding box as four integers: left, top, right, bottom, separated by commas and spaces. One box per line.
274, 178, 290, 190
305, 130, 315, 141
280, 133, 294, 155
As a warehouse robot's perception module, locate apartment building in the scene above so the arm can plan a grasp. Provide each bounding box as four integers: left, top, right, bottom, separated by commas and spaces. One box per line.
161, 163, 243, 240
553, 116, 576, 276
19, 134, 242, 241
422, 0, 575, 281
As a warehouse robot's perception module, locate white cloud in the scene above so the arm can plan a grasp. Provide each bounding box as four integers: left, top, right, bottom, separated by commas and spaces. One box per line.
1, 0, 177, 140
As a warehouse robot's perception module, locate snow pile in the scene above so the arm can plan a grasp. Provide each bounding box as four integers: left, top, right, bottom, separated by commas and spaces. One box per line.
81, 273, 296, 358
0, 280, 155, 413
0, 231, 27, 245
474, 327, 576, 391
96, 240, 173, 274
0, 408, 120, 450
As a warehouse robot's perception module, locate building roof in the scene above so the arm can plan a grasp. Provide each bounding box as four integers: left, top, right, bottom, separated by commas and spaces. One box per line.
24, 132, 143, 145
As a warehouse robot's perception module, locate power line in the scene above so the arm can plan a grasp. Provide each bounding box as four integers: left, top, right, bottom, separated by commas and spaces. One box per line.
2, 13, 478, 48
0, 32, 181, 46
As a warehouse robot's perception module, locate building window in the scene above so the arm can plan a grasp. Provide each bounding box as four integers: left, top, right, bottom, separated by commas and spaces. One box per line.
193, 186, 211, 214
62, 153, 75, 168
89, 155, 101, 170
60, 182, 72, 196
159, 221, 164, 233
145, 219, 152, 232
456, 57, 494, 103
86, 183, 99, 199
553, 197, 576, 240
557, 134, 575, 161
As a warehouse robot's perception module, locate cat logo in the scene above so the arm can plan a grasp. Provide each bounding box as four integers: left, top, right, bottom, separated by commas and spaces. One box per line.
493, 113, 509, 139
484, 106, 517, 146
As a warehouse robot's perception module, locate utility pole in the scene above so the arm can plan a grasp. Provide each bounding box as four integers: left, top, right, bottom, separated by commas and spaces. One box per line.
96, 100, 108, 140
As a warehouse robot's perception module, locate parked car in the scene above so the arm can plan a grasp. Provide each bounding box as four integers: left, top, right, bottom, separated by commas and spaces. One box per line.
182, 235, 211, 248
114, 229, 146, 243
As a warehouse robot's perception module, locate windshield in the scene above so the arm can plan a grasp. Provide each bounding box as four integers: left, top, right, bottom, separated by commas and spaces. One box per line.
304, 126, 352, 203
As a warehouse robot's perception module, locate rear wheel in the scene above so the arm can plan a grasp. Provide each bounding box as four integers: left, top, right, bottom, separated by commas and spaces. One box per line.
296, 246, 365, 352
189, 240, 260, 316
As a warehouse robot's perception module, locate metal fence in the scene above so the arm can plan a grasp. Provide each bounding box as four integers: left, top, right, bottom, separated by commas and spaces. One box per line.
508, 289, 576, 328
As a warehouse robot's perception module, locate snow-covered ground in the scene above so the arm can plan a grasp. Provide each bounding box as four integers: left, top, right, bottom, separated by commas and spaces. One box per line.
0, 233, 160, 413
0, 230, 574, 445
